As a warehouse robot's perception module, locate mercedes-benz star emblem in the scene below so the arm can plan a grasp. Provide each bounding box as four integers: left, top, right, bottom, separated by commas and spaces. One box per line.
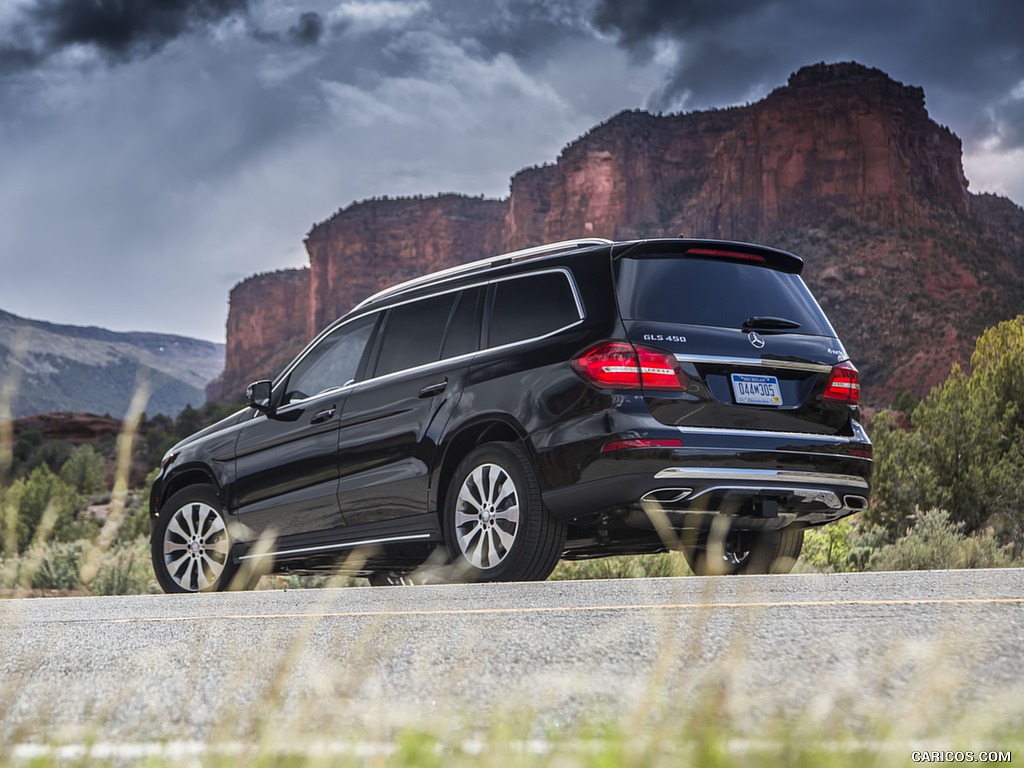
748, 331, 766, 349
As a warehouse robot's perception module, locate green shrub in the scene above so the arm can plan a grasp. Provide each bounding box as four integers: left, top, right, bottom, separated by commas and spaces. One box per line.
800, 518, 857, 572
89, 538, 155, 596
59, 444, 106, 495
550, 552, 691, 580
31, 541, 84, 591
867, 508, 1012, 572
7, 465, 84, 553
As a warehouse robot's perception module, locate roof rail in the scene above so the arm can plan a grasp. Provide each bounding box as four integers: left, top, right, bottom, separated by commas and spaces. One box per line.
352, 238, 613, 311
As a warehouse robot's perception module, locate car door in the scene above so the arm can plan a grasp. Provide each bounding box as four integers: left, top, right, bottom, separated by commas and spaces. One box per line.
232, 312, 379, 541
336, 288, 482, 527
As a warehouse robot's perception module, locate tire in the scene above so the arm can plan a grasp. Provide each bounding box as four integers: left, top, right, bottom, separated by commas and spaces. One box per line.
682, 524, 804, 576
442, 442, 566, 582
151, 484, 250, 593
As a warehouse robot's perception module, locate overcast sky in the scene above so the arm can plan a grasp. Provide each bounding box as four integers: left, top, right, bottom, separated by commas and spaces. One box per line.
1, 0, 1022, 343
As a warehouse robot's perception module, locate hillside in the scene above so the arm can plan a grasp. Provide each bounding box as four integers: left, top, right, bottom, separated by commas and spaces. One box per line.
214, 62, 1024, 405
0, 309, 224, 418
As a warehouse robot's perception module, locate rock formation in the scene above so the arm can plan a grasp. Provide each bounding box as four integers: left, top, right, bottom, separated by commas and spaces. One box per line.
217, 62, 1024, 405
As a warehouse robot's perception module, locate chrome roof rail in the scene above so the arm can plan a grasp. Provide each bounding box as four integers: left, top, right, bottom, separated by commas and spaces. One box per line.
352, 238, 613, 311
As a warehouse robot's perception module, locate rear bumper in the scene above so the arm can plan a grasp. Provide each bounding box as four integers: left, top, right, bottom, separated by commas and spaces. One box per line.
538, 420, 872, 531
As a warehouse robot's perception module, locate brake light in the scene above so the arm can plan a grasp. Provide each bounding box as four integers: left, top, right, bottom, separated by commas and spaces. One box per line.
572, 342, 687, 391
686, 248, 766, 263
602, 438, 683, 453
823, 361, 861, 405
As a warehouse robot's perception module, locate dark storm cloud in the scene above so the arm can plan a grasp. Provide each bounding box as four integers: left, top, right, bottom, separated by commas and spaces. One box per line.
0, 0, 249, 70
589, 0, 1024, 149
288, 11, 323, 46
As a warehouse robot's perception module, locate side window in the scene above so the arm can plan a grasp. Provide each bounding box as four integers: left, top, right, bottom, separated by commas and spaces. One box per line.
374, 293, 457, 377
283, 313, 377, 404
441, 287, 482, 359
488, 271, 581, 348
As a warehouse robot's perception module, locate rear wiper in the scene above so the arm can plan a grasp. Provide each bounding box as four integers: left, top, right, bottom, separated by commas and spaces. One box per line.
743, 316, 802, 330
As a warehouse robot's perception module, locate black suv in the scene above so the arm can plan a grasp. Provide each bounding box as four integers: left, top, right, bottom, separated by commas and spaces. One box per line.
150, 238, 872, 591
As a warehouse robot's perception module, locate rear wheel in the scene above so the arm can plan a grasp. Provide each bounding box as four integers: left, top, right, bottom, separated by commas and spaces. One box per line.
151, 485, 250, 593
442, 442, 565, 582
682, 525, 803, 575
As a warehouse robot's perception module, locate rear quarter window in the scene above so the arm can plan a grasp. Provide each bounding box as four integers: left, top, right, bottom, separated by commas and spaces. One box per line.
615, 255, 834, 336
488, 271, 582, 347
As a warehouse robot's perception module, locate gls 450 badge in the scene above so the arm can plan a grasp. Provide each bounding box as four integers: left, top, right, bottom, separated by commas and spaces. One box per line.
642, 333, 687, 343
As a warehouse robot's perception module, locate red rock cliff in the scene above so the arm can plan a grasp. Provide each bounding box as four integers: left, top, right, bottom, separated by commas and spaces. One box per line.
305, 195, 506, 336
219, 62, 1024, 404
214, 268, 310, 399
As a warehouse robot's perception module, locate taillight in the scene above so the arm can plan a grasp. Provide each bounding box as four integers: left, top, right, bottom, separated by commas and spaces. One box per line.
572, 342, 687, 391
823, 361, 861, 405
602, 438, 683, 453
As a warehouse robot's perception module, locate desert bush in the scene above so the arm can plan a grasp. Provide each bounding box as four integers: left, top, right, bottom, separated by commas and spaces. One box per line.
3, 464, 86, 554
31, 541, 84, 590
867, 508, 1012, 572
59, 444, 106, 495
799, 518, 856, 572
550, 552, 691, 580
867, 315, 1024, 556
89, 538, 156, 595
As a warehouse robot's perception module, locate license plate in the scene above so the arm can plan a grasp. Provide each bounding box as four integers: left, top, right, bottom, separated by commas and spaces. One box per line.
730, 373, 782, 406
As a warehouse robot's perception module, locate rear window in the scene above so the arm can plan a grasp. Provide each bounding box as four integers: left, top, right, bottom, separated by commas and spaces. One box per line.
615, 255, 834, 336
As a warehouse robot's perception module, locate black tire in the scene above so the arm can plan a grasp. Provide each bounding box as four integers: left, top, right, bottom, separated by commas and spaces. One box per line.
682, 524, 804, 576
442, 442, 566, 582
151, 484, 251, 593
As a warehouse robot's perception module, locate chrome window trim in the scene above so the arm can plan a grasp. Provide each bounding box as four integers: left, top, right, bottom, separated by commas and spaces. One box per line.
238, 532, 433, 561
676, 425, 866, 443
652, 467, 870, 489
675, 354, 834, 374
353, 237, 610, 311
273, 267, 586, 406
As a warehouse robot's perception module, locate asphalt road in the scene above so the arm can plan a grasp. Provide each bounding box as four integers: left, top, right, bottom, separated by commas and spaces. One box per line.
2, 569, 1023, 749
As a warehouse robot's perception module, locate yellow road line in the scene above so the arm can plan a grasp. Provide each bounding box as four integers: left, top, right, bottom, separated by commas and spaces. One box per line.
108, 596, 1024, 624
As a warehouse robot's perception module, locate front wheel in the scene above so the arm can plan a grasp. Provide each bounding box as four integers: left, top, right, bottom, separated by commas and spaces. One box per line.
442, 442, 565, 582
682, 525, 804, 576
151, 485, 249, 593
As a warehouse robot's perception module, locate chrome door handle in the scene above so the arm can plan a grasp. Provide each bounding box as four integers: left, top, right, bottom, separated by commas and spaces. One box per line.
418, 379, 448, 398
311, 407, 336, 424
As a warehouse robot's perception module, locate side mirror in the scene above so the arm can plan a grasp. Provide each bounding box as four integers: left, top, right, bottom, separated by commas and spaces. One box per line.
245, 380, 274, 415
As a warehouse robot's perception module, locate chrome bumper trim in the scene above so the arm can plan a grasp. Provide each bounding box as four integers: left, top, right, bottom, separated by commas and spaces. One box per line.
676, 425, 866, 444
652, 467, 870, 490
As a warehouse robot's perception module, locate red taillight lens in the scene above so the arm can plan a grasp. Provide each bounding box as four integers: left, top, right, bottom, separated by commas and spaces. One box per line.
823, 361, 861, 405
572, 342, 687, 391
571, 342, 641, 388
602, 438, 684, 453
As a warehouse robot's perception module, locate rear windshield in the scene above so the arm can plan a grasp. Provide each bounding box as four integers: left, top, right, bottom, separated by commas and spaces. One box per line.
615, 255, 835, 336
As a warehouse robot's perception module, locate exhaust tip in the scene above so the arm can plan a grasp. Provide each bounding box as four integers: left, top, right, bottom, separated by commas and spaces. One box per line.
640, 488, 693, 504
844, 495, 869, 511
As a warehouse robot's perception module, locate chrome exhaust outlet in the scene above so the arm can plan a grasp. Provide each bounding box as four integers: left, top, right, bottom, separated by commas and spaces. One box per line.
640, 488, 693, 504
843, 495, 869, 511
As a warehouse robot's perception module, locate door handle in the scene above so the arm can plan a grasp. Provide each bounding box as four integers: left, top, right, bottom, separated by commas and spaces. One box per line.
418, 379, 448, 398
310, 406, 337, 424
